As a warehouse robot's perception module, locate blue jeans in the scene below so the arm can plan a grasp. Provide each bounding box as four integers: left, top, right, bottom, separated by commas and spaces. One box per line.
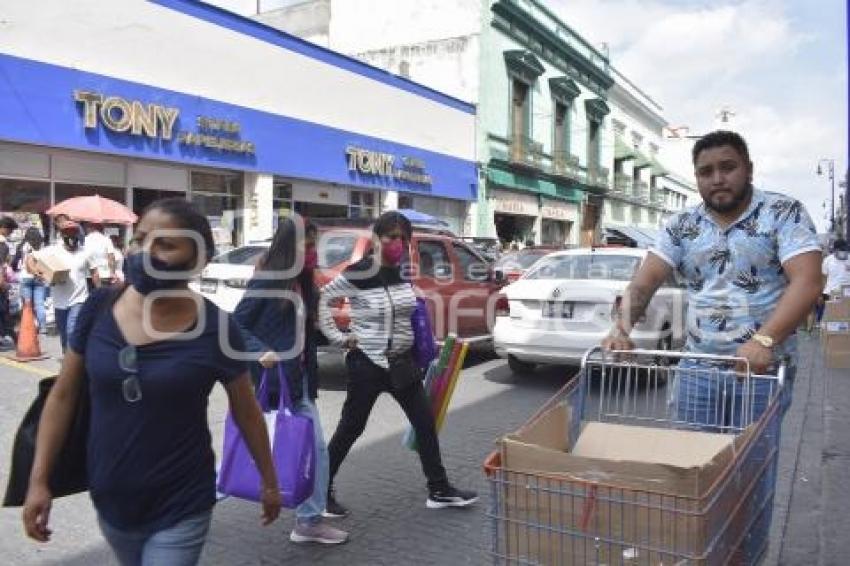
293, 374, 329, 525
97, 510, 212, 566
55, 304, 82, 352
672, 361, 795, 561
20, 278, 48, 331
672, 360, 782, 431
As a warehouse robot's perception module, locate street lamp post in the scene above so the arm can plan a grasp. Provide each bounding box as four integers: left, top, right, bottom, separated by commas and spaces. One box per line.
817, 159, 835, 235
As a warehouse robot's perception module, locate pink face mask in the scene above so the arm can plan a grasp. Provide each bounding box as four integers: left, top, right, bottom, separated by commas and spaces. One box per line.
381, 239, 405, 265
303, 247, 318, 270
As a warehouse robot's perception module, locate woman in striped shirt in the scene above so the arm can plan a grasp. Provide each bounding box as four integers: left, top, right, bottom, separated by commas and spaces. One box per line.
319, 211, 477, 517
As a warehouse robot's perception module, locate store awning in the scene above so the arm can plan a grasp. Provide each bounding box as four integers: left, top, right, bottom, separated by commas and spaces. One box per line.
649, 156, 670, 177
614, 136, 650, 168
614, 136, 634, 160
486, 166, 583, 203
604, 225, 656, 248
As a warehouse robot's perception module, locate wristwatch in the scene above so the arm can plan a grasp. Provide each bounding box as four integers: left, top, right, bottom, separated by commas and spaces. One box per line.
751, 333, 775, 349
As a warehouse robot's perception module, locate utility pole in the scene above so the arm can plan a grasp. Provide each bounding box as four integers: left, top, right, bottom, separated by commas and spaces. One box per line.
817, 159, 836, 235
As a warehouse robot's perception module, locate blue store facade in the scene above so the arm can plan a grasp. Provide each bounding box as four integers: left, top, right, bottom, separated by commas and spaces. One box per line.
0, 0, 478, 250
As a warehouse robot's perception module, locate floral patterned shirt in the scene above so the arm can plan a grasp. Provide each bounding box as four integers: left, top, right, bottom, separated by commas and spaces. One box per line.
651, 188, 821, 363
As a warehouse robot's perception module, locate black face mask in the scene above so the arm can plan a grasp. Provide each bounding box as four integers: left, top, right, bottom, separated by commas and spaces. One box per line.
125, 252, 193, 295
62, 235, 80, 250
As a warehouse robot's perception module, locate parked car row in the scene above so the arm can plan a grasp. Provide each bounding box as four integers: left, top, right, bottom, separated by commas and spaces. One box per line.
192, 219, 686, 375
191, 218, 506, 344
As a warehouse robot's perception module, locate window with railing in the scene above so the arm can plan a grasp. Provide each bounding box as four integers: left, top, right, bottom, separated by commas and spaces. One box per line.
631, 205, 642, 223
511, 78, 531, 142
611, 200, 625, 221
614, 173, 630, 194
587, 119, 601, 173
553, 101, 571, 156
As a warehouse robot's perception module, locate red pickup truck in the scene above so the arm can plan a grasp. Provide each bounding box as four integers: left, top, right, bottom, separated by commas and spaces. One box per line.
195, 218, 508, 344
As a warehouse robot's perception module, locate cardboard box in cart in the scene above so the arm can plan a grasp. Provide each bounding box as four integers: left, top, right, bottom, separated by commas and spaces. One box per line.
32, 249, 69, 285
823, 289, 850, 369
495, 401, 765, 565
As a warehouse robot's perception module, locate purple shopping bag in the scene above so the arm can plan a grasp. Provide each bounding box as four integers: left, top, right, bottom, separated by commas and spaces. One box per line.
411, 297, 437, 370
217, 364, 316, 508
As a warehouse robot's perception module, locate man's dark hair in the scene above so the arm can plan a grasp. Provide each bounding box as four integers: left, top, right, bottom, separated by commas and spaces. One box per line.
834, 239, 849, 252
692, 130, 750, 165
141, 197, 216, 261
373, 211, 412, 241
0, 216, 18, 232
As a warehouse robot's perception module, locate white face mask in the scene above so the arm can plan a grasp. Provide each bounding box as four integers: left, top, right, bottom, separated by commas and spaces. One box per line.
836, 251, 849, 261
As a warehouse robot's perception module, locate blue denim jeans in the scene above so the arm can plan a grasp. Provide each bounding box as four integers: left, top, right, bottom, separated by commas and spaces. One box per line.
97, 510, 212, 566
672, 360, 785, 431
672, 361, 795, 562
55, 303, 82, 352
20, 278, 48, 331
293, 374, 329, 525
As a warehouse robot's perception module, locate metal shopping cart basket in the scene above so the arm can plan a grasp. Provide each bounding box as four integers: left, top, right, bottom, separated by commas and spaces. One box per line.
484, 347, 786, 566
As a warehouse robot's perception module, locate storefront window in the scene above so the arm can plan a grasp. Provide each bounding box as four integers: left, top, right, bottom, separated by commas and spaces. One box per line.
191, 171, 243, 255
350, 190, 377, 219
55, 182, 125, 205
0, 178, 50, 239
398, 194, 414, 209
273, 181, 293, 231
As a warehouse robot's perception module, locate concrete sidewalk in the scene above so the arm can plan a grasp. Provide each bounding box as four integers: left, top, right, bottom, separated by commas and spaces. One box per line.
767, 332, 848, 566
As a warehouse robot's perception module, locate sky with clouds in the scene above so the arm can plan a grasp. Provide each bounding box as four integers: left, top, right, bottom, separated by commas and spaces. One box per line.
210, 0, 846, 232
547, 0, 847, 232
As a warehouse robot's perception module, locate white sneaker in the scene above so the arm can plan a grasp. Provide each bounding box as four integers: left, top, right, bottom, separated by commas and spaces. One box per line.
290, 520, 349, 544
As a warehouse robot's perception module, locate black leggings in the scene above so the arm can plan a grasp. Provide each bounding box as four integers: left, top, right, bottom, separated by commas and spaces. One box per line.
327, 350, 449, 491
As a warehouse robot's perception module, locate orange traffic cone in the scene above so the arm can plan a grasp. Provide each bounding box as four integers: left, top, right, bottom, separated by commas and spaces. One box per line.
8, 300, 48, 362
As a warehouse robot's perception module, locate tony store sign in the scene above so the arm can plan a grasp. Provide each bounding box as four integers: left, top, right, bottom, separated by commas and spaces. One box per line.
73, 90, 255, 154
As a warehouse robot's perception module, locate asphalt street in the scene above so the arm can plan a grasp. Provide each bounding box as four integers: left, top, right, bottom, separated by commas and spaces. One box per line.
0, 333, 844, 565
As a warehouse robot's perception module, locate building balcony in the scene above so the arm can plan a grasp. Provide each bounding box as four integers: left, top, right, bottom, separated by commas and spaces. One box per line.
613, 173, 630, 194
551, 151, 582, 181
587, 166, 610, 189
509, 135, 545, 170
633, 180, 649, 202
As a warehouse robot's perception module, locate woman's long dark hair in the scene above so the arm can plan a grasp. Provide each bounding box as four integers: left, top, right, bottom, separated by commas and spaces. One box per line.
23, 227, 44, 251
258, 215, 318, 319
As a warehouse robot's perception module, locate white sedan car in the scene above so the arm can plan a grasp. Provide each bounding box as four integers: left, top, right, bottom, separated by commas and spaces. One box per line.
189, 243, 270, 312
493, 247, 687, 374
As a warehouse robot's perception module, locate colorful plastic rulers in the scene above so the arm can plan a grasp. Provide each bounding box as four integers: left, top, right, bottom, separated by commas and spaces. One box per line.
402, 335, 469, 450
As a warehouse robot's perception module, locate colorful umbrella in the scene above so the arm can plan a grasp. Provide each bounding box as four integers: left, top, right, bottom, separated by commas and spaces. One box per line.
46, 194, 137, 225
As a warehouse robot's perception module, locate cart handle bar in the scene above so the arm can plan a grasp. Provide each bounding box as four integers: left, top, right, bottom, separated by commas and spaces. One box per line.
580, 346, 785, 386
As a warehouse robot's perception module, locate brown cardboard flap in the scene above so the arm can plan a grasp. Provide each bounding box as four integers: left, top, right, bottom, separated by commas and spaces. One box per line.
501, 401, 741, 497
824, 299, 850, 321
573, 422, 733, 468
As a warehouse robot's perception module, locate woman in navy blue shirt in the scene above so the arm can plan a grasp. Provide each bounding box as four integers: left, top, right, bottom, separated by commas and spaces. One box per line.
23, 199, 281, 565
233, 216, 347, 545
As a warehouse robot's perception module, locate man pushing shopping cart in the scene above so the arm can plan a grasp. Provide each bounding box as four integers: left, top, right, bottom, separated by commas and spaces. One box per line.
484, 132, 825, 566
596, 130, 823, 563
602, 130, 823, 422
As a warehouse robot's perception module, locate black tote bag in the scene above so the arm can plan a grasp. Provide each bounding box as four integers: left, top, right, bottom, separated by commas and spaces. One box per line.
2, 287, 120, 507
3, 375, 90, 506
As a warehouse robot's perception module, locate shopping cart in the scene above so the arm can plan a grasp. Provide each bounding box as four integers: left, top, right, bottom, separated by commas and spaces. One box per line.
485, 347, 786, 565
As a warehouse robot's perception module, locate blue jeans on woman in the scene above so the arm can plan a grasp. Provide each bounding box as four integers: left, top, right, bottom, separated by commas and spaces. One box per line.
293, 374, 329, 525
55, 304, 82, 352
20, 278, 47, 332
98, 510, 212, 566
